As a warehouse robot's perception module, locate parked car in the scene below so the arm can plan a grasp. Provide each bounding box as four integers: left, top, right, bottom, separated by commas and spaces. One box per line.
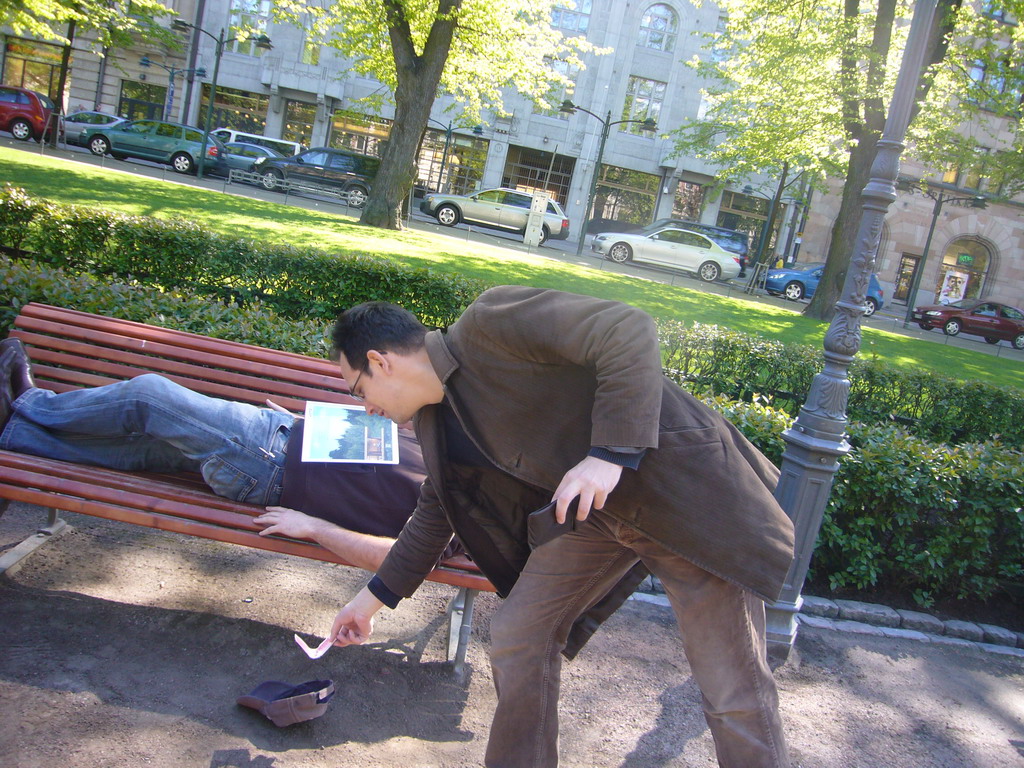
641, 218, 751, 276
85, 119, 229, 175
219, 141, 285, 174
591, 226, 742, 282
764, 262, 886, 316
210, 128, 304, 156
0, 85, 55, 142
912, 299, 1024, 348
419, 188, 570, 244
62, 110, 125, 146
252, 147, 379, 207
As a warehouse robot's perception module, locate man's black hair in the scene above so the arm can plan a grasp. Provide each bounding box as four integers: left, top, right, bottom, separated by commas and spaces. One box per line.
331, 301, 428, 371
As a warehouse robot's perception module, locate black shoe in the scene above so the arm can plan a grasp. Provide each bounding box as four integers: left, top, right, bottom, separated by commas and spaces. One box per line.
0, 338, 35, 398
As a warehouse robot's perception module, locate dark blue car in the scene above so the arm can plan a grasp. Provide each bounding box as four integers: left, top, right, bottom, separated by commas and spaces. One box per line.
764, 263, 885, 316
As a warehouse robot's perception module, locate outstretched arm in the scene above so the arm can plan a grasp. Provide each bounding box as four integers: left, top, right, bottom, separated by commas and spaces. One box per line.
255, 506, 395, 572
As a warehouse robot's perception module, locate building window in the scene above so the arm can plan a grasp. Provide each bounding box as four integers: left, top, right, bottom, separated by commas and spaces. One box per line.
329, 112, 392, 156
966, 57, 1022, 110
417, 131, 489, 195
2, 38, 64, 101
551, 0, 591, 33
197, 84, 269, 132
672, 180, 704, 220
935, 239, 992, 304
533, 59, 577, 118
301, 35, 321, 66
227, 0, 271, 57
638, 4, 679, 52
500, 145, 576, 205
591, 165, 661, 226
117, 81, 167, 121
941, 150, 990, 192
621, 75, 666, 133
284, 100, 316, 146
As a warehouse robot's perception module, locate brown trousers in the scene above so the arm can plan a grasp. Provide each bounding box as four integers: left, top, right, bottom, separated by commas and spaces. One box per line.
485, 508, 790, 768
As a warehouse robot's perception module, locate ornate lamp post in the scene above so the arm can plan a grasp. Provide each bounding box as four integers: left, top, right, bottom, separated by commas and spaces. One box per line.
764, 0, 941, 652
171, 19, 272, 178
139, 56, 207, 122
559, 100, 657, 257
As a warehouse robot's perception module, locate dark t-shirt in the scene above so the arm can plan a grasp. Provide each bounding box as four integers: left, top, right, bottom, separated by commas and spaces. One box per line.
279, 420, 426, 539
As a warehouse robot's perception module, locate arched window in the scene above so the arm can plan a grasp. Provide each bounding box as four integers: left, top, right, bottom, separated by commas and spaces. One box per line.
935, 238, 992, 304
639, 4, 679, 52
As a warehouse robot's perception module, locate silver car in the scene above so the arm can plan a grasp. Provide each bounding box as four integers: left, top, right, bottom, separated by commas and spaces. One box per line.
591, 227, 742, 282
62, 110, 125, 146
419, 188, 570, 244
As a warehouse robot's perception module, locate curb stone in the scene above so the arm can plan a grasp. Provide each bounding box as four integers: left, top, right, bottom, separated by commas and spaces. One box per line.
631, 582, 1024, 656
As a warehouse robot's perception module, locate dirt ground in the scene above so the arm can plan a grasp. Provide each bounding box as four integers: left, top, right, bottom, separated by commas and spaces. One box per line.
1, 500, 1023, 768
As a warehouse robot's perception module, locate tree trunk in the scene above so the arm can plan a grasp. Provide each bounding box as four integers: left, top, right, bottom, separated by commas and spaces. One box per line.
50, 20, 76, 147
804, 0, 961, 320
360, 0, 460, 230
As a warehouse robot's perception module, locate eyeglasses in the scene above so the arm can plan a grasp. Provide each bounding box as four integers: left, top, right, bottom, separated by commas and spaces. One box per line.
349, 367, 365, 401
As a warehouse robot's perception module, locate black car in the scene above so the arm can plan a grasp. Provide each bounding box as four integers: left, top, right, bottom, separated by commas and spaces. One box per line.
251, 147, 380, 207
641, 219, 750, 275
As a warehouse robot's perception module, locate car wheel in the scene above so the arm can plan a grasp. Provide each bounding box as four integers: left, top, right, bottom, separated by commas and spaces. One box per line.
260, 170, 283, 191
943, 319, 961, 336
984, 337, 1000, 345
863, 297, 879, 317
435, 204, 460, 227
171, 152, 195, 174
1013, 333, 1024, 350
783, 281, 805, 301
539, 225, 549, 245
9, 118, 33, 141
608, 243, 633, 263
697, 261, 722, 283
917, 322, 931, 331
88, 136, 110, 156
346, 186, 369, 208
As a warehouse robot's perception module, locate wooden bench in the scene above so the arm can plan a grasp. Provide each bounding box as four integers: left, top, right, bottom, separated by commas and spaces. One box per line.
0, 302, 494, 676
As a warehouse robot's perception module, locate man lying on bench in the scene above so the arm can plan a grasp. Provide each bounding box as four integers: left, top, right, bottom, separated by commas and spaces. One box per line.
0, 337, 445, 570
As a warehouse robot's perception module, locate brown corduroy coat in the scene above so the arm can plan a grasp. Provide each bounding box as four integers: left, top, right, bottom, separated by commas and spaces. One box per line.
375, 286, 795, 630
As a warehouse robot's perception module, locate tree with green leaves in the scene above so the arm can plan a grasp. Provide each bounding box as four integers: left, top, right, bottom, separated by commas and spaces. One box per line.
273, 0, 593, 229
2, 0, 174, 140
673, 0, 1024, 320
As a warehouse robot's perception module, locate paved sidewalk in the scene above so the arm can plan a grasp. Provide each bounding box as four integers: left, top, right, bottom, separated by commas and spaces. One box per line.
1, 500, 1022, 768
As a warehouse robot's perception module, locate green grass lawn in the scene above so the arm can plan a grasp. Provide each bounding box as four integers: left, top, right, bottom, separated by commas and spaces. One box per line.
2, 145, 1021, 390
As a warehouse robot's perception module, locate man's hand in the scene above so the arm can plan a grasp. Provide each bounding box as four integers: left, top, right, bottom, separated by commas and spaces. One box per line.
330, 587, 385, 647
254, 506, 322, 540
552, 456, 623, 524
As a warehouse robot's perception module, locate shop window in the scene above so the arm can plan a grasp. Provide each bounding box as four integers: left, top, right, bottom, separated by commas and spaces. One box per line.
500, 145, 575, 205
329, 112, 392, 156
2, 38, 64, 101
934, 238, 992, 304
590, 164, 660, 226
284, 100, 316, 147
671, 181, 704, 221
198, 84, 269, 133
118, 81, 167, 121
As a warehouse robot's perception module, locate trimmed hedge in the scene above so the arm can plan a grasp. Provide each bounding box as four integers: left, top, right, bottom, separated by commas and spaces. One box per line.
2, 257, 1020, 607
659, 320, 1024, 449
0, 184, 490, 328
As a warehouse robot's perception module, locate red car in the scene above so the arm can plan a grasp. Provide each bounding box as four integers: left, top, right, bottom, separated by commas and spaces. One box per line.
912, 299, 1024, 349
0, 85, 55, 142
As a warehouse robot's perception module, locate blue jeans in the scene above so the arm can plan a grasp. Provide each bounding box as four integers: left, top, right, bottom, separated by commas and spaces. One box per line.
0, 374, 291, 506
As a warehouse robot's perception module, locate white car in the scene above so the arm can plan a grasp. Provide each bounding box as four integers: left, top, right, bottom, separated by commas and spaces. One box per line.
419, 188, 570, 244
591, 227, 742, 282
62, 110, 126, 146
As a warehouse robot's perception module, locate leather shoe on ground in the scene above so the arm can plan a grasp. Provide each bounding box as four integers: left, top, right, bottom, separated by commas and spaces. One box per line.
0, 338, 35, 398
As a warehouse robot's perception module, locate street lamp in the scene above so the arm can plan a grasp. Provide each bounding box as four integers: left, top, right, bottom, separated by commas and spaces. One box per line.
560, 99, 657, 257
139, 56, 207, 122
897, 178, 987, 326
427, 119, 484, 193
171, 19, 272, 178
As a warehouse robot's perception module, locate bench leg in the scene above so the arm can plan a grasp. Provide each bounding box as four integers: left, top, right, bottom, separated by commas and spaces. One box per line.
0, 507, 68, 577
447, 586, 478, 679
